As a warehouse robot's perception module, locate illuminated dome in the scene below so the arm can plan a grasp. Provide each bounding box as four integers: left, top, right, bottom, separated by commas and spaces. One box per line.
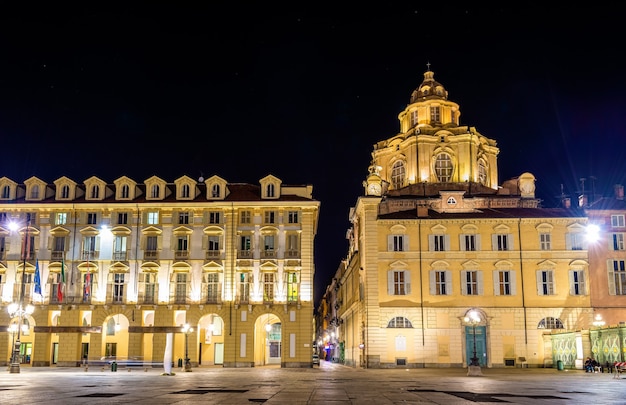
409, 69, 448, 103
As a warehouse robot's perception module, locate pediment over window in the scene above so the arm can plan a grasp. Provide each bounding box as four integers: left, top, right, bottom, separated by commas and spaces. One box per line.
536, 223, 554, 232
108, 262, 130, 273
140, 263, 160, 272
171, 262, 192, 271
493, 224, 511, 233
566, 223, 586, 232
430, 224, 447, 233
141, 226, 163, 235
79, 226, 100, 236
202, 262, 224, 271
50, 226, 70, 236
389, 260, 409, 268
113, 176, 138, 200
461, 224, 478, 232
173, 226, 193, 235
78, 262, 99, 272
260, 174, 281, 199
144, 176, 167, 200
54, 176, 78, 200
205, 175, 227, 200
174, 175, 197, 200
24, 176, 47, 201
536, 259, 557, 268
84, 176, 108, 201
431, 260, 450, 268
260, 261, 278, 271
389, 224, 407, 233
494, 260, 514, 269
110, 226, 132, 235
461, 260, 480, 269
0, 177, 18, 201
203, 226, 224, 235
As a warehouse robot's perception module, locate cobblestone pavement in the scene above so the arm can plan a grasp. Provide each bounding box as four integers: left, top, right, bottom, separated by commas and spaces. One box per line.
0, 360, 624, 404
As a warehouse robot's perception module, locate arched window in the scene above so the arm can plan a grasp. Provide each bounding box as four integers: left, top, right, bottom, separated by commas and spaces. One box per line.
91, 185, 99, 199
435, 153, 453, 182
387, 316, 412, 328
478, 159, 487, 185
391, 161, 405, 189
151, 185, 160, 198
61, 185, 70, 199
106, 318, 117, 335
537, 317, 564, 329
121, 184, 129, 199
181, 184, 190, 198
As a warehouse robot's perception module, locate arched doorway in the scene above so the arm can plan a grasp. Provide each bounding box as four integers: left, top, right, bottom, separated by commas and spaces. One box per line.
198, 313, 225, 366
255, 312, 281, 366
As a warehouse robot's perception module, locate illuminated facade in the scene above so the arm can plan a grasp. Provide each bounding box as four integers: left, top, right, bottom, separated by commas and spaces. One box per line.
0, 173, 319, 368
323, 69, 603, 369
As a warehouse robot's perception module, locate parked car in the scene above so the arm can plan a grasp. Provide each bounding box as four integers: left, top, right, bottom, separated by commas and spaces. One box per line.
312, 354, 320, 365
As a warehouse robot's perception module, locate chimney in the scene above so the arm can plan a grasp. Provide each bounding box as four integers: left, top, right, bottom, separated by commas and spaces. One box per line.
562, 198, 571, 209
417, 205, 428, 217
615, 184, 624, 200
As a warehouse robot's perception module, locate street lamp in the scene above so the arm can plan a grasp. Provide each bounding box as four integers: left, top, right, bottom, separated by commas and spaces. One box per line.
181, 323, 193, 372
464, 309, 482, 376
7, 216, 35, 374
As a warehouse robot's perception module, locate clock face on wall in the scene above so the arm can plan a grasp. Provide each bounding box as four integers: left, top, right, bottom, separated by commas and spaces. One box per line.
367, 183, 381, 196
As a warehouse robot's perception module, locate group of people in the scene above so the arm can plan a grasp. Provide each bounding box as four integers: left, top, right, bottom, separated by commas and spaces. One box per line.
585, 357, 601, 373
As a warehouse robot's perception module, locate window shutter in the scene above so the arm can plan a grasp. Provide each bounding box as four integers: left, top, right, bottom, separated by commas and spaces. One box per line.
491, 235, 497, 250
548, 271, 555, 295
477, 271, 484, 295
461, 271, 468, 295
405, 270, 411, 294
510, 271, 517, 295
565, 234, 572, 250
429, 270, 436, 295
536, 270, 543, 295
608, 260, 616, 295
444, 270, 452, 295
507, 234, 514, 249
493, 271, 500, 296
476, 235, 481, 251
403, 236, 409, 251
428, 235, 435, 251
444, 235, 450, 251
459, 235, 466, 251
387, 236, 394, 251
568, 271, 575, 295
387, 271, 394, 295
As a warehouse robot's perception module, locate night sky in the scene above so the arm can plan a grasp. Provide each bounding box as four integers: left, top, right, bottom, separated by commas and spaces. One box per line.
1, 5, 625, 305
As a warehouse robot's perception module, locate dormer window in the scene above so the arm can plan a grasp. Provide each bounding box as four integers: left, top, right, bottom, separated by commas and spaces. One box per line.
91, 185, 100, 199
181, 184, 190, 198
151, 185, 160, 198
61, 185, 70, 199
30, 185, 39, 199
447, 197, 457, 205
121, 184, 129, 199
212, 184, 220, 198
1, 185, 9, 199
267, 184, 275, 198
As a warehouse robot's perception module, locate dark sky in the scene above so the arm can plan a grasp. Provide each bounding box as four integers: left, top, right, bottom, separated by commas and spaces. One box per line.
1, 5, 625, 305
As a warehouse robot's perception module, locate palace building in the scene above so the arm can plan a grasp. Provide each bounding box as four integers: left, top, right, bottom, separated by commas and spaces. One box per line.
0, 173, 319, 368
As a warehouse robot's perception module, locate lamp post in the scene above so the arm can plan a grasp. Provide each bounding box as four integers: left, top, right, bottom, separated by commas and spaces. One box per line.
464, 310, 482, 376
8, 216, 35, 374
181, 323, 193, 372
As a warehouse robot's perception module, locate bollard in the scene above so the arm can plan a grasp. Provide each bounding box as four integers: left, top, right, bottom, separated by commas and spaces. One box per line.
111, 361, 118, 372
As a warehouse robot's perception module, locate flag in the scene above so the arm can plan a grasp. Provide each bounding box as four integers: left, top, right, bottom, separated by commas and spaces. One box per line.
85, 272, 91, 296
34, 259, 41, 295
58, 257, 65, 302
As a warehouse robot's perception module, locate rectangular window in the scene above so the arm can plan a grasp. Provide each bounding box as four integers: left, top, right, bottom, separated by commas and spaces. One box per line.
390, 235, 405, 252
286, 234, 299, 257
113, 273, 125, 303
612, 215, 625, 228
264, 211, 275, 224
176, 236, 188, 251
175, 273, 187, 303
209, 211, 220, 224
240, 210, 251, 224
263, 273, 275, 301
609, 259, 626, 295
178, 212, 190, 224
612, 233, 625, 250
568, 233, 585, 250
430, 235, 446, 251
495, 234, 510, 251
540, 233, 551, 250
208, 236, 220, 252
147, 212, 159, 225
146, 236, 158, 259
431, 270, 448, 295
239, 272, 251, 303
113, 236, 127, 261
287, 272, 299, 302
570, 270, 585, 295
206, 273, 220, 303
288, 211, 299, 224
140, 273, 157, 304
117, 212, 128, 225
430, 106, 440, 122
411, 110, 418, 126
464, 271, 479, 295
83, 236, 96, 260
496, 270, 513, 296
87, 212, 97, 225
538, 270, 554, 295
463, 234, 476, 251
56, 212, 67, 225
388, 270, 410, 295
